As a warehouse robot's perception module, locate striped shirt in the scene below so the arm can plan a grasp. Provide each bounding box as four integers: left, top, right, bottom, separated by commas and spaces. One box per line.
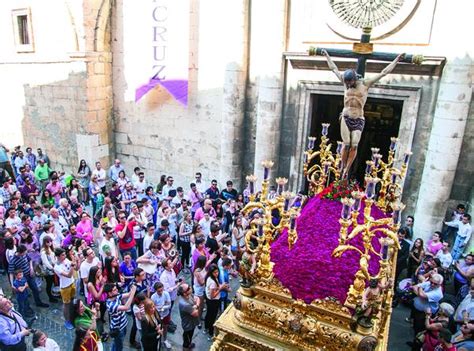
106, 295, 128, 331
8, 254, 31, 277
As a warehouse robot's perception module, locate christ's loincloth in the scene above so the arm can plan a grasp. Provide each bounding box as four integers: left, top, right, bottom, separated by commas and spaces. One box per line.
341, 114, 365, 132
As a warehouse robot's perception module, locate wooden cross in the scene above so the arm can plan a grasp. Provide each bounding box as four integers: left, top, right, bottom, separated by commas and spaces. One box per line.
309, 27, 423, 77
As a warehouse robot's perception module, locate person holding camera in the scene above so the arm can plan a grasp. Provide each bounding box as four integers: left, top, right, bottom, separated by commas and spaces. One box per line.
105, 282, 137, 351
0, 293, 30, 351
178, 283, 200, 351
53, 247, 77, 330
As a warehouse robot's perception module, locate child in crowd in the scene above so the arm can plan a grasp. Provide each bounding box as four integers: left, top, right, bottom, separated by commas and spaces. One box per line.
12, 269, 31, 317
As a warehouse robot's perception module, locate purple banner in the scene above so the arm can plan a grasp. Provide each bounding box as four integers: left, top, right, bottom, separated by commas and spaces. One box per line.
135, 78, 188, 106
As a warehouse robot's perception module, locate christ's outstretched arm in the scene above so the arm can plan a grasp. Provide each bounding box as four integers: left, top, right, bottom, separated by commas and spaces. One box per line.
365, 53, 405, 87
321, 49, 343, 83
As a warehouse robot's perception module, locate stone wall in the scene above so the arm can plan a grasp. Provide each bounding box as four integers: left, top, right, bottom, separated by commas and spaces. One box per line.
112, 0, 251, 189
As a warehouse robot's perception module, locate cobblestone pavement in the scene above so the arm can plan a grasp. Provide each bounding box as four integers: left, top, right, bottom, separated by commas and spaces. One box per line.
0, 270, 411, 350
0, 269, 225, 351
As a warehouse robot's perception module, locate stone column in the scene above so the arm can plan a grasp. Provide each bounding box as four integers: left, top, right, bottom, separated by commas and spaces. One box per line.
75, 0, 113, 168
413, 57, 473, 241
219, 0, 249, 189
252, 0, 288, 182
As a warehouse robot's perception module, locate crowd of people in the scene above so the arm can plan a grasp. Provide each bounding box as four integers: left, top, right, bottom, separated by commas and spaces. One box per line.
1, 143, 473, 351
0, 144, 261, 351
394, 206, 474, 350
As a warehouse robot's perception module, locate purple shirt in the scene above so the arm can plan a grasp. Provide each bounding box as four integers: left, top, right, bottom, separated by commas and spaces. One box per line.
0, 309, 28, 346
187, 190, 202, 212
46, 182, 62, 204
191, 247, 210, 272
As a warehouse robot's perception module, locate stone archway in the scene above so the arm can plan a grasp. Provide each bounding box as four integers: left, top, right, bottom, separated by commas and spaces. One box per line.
291, 81, 422, 192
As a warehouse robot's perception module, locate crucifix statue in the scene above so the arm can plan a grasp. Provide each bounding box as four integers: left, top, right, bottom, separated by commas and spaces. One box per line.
308, 23, 423, 179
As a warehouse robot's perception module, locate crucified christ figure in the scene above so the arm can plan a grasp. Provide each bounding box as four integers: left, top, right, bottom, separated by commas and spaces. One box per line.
321, 50, 405, 179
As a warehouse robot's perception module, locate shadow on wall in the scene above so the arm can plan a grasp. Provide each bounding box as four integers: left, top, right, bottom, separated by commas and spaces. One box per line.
21, 71, 88, 174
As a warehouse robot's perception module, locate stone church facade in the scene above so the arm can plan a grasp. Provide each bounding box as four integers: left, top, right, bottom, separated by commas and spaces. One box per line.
0, 0, 472, 241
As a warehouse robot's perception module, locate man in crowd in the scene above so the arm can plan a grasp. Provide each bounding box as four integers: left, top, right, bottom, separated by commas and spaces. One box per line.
0, 293, 30, 350
36, 148, 49, 165
161, 176, 176, 201
395, 227, 410, 282
53, 247, 76, 330
9, 245, 49, 309
435, 241, 453, 280
0, 143, 15, 179
446, 213, 472, 260
25, 147, 36, 170
178, 283, 200, 351
205, 180, 220, 201
14, 151, 29, 175
79, 247, 101, 294
34, 159, 51, 190
454, 254, 474, 295
105, 283, 137, 351
109, 159, 124, 182
220, 180, 238, 201
93, 161, 107, 193
194, 198, 216, 222
410, 273, 444, 337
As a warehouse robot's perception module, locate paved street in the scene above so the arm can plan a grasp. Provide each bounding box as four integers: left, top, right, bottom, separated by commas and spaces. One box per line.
0, 271, 413, 350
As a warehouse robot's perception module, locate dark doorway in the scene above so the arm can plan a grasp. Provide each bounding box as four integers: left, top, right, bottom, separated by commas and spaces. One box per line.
310, 94, 403, 184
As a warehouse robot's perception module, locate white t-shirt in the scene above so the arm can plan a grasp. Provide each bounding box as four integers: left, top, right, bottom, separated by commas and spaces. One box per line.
205, 277, 219, 300
6, 248, 17, 264
133, 304, 144, 330
99, 237, 117, 259
160, 269, 177, 301
143, 233, 154, 253
5, 216, 21, 232
80, 257, 101, 292
33, 338, 60, 351
54, 259, 75, 288
436, 251, 453, 269
199, 218, 212, 237
92, 169, 106, 188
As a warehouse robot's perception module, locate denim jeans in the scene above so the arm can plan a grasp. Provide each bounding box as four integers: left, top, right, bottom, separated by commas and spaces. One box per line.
25, 276, 42, 305
111, 327, 127, 351
452, 234, 466, 261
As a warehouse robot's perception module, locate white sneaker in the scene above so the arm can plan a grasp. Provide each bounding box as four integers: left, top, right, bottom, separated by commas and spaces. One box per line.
164, 340, 172, 349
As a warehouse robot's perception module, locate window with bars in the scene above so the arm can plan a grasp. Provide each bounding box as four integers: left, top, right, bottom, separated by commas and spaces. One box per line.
12, 8, 34, 52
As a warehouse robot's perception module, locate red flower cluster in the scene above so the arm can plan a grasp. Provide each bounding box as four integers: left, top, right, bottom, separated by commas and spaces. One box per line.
271, 196, 389, 304
318, 180, 361, 201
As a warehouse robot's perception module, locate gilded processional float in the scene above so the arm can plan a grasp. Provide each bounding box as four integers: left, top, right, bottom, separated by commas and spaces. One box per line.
211, 1, 425, 349
211, 124, 411, 351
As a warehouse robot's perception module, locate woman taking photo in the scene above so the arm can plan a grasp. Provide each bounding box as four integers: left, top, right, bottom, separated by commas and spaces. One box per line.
204, 264, 228, 340
77, 160, 91, 203
140, 298, 163, 351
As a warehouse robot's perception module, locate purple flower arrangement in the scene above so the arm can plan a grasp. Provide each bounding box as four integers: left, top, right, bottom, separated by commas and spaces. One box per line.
271, 196, 389, 304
